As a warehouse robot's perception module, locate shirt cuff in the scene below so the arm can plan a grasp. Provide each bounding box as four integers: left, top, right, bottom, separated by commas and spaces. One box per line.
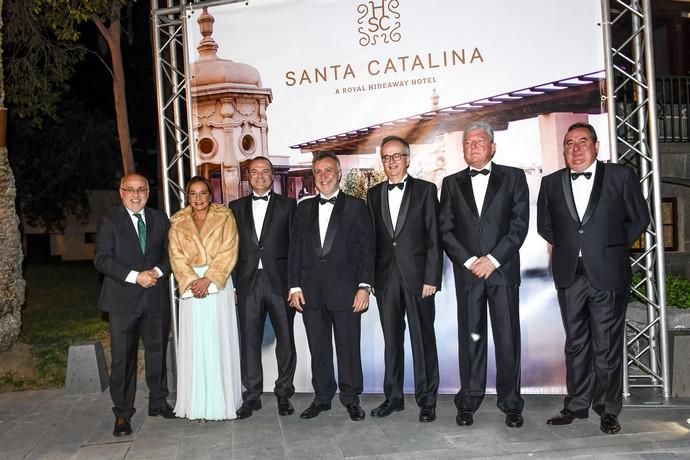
358, 283, 371, 288
125, 270, 139, 284
289, 287, 302, 295
463, 256, 478, 270
487, 254, 501, 268
153, 267, 163, 278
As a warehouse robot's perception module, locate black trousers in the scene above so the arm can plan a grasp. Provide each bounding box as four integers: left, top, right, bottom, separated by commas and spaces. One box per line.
377, 268, 439, 407
557, 259, 628, 416
108, 308, 170, 419
237, 270, 296, 402
454, 282, 523, 414
302, 308, 362, 406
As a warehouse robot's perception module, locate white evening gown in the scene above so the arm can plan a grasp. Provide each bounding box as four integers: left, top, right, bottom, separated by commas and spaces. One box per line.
174, 266, 242, 420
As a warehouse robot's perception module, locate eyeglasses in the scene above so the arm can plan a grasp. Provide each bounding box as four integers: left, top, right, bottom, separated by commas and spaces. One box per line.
121, 187, 149, 195
381, 152, 408, 163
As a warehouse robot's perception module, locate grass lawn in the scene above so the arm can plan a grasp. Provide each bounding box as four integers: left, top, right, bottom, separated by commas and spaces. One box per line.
1, 262, 108, 390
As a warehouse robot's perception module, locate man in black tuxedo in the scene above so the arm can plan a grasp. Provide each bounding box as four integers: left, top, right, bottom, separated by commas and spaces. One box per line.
288, 152, 374, 421
367, 136, 442, 423
229, 156, 297, 419
94, 173, 175, 437
537, 122, 649, 434
440, 121, 529, 428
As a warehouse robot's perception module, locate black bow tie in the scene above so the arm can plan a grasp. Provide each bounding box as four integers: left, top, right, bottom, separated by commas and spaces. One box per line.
571, 172, 592, 180
319, 196, 337, 205
252, 193, 270, 201
387, 182, 404, 191
469, 168, 490, 177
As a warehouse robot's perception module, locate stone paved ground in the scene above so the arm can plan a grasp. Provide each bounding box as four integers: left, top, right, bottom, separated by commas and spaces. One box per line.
1, 389, 689, 459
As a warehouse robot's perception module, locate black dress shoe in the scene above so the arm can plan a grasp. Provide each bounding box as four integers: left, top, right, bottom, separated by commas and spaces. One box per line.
370, 399, 404, 418
546, 408, 588, 425
237, 399, 262, 419
113, 417, 132, 437
300, 401, 331, 419
505, 411, 524, 428
419, 406, 436, 423
346, 403, 366, 421
148, 403, 176, 419
600, 413, 621, 434
456, 410, 474, 426
277, 397, 294, 416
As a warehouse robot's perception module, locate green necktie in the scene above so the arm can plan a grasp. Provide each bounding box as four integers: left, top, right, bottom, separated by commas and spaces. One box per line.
134, 213, 147, 252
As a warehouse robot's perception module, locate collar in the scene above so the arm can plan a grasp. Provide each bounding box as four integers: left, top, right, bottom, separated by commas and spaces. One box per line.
125, 207, 145, 219
569, 160, 597, 177
470, 162, 492, 173
252, 191, 272, 200
388, 174, 409, 186
320, 189, 340, 200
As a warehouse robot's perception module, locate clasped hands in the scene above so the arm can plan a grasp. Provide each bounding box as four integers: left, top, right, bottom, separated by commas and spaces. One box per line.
189, 277, 212, 298
136, 269, 160, 289
469, 256, 497, 279
288, 288, 370, 313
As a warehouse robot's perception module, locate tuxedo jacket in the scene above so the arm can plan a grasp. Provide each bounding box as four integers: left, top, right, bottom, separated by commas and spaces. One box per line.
288, 192, 374, 312
537, 161, 649, 290
94, 206, 171, 314
439, 163, 529, 286
367, 176, 442, 294
230, 193, 296, 307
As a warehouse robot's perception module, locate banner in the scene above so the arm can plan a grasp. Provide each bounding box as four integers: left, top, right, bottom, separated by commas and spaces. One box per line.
185, 0, 608, 394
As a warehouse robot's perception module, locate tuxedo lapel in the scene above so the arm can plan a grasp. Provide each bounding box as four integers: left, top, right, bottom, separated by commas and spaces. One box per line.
321, 194, 344, 257
480, 165, 502, 217
394, 179, 412, 238
581, 161, 604, 226
308, 197, 322, 256
380, 186, 394, 238
458, 170, 479, 217
560, 170, 580, 223
244, 198, 259, 246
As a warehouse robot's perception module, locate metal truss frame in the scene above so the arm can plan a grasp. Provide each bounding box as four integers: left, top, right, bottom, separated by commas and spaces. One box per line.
151, 0, 669, 397
601, 0, 669, 398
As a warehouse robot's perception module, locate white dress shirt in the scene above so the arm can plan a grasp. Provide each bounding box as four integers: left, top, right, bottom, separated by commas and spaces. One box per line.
571, 161, 597, 221
464, 164, 500, 270
387, 175, 408, 231
571, 161, 597, 257
252, 191, 271, 269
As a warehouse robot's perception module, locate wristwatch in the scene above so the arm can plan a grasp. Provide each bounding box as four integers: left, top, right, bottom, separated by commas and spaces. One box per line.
358, 286, 372, 294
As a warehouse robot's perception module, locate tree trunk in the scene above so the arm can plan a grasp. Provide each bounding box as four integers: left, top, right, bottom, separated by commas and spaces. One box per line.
0, 0, 27, 352
94, 11, 135, 175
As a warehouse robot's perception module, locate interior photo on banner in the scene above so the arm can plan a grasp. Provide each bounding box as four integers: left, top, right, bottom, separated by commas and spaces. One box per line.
184, 0, 609, 394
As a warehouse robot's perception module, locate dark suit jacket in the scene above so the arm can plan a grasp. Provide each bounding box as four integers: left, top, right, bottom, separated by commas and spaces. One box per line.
367, 176, 442, 294
537, 161, 649, 290
229, 193, 296, 307
288, 192, 374, 311
94, 206, 171, 314
439, 163, 529, 286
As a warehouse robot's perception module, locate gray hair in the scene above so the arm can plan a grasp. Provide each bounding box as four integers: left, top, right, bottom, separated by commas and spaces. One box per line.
380, 135, 411, 156
312, 152, 341, 172
462, 121, 495, 143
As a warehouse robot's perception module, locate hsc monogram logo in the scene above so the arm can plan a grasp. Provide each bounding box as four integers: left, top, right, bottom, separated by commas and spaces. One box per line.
356, 0, 401, 47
